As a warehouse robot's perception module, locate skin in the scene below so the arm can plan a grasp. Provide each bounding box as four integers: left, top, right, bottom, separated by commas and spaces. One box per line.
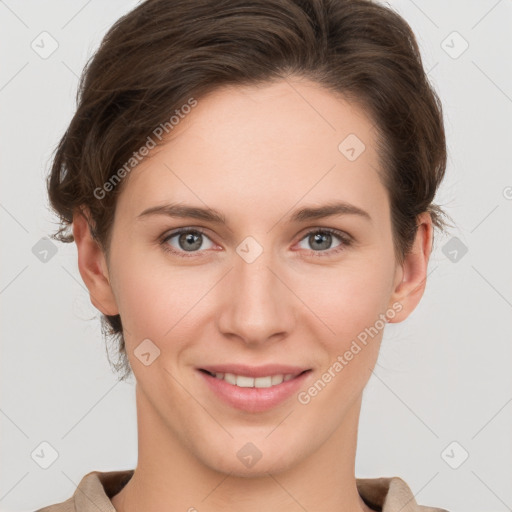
73, 77, 432, 512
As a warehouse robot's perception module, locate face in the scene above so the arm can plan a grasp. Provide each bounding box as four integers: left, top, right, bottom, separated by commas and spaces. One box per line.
79, 78, 428, 477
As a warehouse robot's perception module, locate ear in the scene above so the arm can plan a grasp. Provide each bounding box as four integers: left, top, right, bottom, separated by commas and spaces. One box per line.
72, 207, 119, 316
387, 212, 433, 323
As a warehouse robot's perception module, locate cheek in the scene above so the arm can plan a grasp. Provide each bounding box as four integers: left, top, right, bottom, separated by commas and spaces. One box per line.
111, 249, 211, 355
306, 255, 395, 342
298, 264, 393, 412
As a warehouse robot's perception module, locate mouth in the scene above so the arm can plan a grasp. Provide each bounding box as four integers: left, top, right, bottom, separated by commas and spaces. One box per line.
196, 365, 313, 413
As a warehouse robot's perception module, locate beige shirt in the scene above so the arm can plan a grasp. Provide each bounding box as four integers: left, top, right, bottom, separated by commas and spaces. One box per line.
35, 469, 449, 512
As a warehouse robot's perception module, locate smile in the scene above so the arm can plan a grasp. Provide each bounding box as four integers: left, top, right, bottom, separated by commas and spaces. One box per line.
197, 367, 312, 413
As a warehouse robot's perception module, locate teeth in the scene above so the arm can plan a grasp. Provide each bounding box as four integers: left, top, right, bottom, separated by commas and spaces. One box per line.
212, 372, 298, 388
236, 375, 255, 388
271, 374, 283, 385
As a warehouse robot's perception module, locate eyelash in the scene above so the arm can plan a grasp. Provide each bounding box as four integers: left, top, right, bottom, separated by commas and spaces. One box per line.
159, 227, 353, 258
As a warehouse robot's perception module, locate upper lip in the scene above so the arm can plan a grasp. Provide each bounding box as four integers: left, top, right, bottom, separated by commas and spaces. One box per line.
198, 364, 311, 378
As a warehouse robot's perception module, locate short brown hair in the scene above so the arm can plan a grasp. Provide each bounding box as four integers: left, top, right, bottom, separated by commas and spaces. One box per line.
47, 0, 450, 381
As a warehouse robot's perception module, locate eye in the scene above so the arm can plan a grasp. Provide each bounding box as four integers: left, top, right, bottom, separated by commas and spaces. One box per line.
159, 227, 353, 258
160, 228, 215, 257
296, 228, 352, 256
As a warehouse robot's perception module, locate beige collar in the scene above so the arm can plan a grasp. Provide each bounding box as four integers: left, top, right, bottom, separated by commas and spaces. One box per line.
38, 469, 449, 512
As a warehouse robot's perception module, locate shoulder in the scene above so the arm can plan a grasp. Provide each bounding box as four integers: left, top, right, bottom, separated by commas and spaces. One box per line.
34, 469, 132, 512
387, 476, 450, 512
357, 475, 450, 512
35, 496, 75, 512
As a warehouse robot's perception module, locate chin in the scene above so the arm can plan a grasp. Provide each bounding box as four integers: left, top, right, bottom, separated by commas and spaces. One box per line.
201, 441, 300, 478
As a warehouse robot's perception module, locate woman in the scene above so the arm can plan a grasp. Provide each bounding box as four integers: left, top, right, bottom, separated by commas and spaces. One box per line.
38, 0, 451, 510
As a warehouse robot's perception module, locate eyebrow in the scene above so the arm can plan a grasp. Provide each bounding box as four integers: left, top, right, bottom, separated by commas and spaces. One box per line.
137, 201, 372, 225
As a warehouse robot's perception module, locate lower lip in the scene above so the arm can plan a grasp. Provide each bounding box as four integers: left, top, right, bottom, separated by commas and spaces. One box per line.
198, 370, 311, 413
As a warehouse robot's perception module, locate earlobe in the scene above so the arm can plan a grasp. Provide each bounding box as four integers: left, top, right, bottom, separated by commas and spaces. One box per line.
387, 212, 433, 323
72, 207, 119, 316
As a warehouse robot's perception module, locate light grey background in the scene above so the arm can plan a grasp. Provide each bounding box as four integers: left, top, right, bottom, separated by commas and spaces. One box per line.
1, 1, 511, 511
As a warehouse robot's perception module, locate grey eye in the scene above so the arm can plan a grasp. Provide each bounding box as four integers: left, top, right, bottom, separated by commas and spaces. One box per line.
165, 230, 214, 253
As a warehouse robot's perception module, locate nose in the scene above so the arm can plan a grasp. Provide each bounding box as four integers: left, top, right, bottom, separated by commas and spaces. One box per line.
216, 246, 296, 347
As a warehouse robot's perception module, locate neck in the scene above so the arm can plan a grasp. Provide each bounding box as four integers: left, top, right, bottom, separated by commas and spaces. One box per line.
111, 384, 374, 512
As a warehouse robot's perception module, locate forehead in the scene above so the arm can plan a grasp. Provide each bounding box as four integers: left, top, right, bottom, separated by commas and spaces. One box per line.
116, 79, 388, 227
